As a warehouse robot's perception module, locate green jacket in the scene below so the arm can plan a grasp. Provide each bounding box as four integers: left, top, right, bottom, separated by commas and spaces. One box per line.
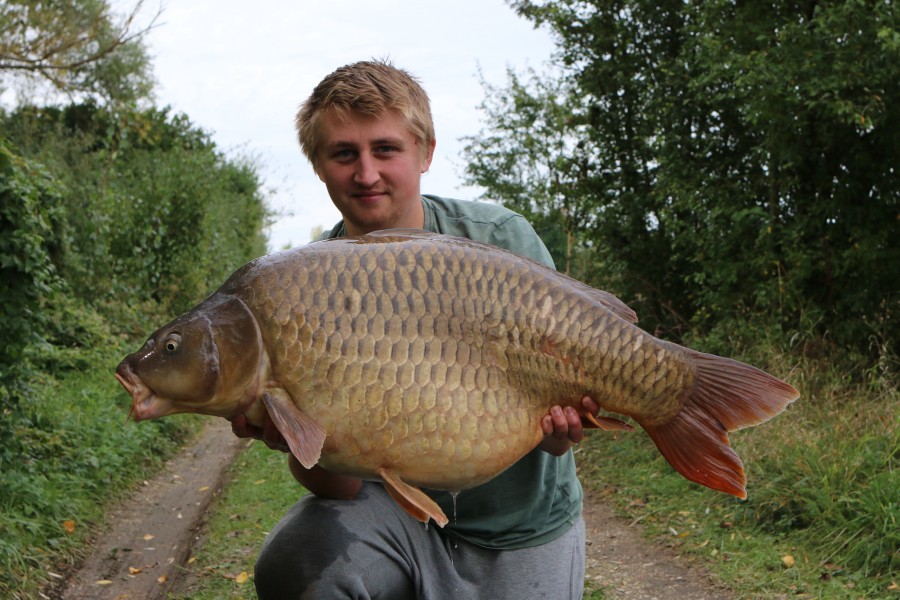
320, 194, 583, 549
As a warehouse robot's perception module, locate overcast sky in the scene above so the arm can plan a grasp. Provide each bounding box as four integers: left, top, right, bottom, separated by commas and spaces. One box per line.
124, 1, 557, 250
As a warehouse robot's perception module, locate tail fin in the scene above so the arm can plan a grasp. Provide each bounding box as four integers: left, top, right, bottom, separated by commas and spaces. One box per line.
640, 350, 799, 499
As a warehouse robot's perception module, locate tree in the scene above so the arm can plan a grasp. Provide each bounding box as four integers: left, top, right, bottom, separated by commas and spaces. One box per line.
470, 0, 899, 351
0, 0, 158, 105
462, 68, 597, 275
2, 101, 270, 315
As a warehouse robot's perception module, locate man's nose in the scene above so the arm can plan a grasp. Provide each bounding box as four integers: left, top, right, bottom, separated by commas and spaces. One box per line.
353, 153, 379, 186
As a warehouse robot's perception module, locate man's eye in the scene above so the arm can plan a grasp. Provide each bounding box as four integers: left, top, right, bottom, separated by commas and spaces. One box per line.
375, 145, 398, 154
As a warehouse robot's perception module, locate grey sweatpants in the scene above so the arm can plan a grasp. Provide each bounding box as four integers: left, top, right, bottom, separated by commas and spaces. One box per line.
255, 482, 586, 600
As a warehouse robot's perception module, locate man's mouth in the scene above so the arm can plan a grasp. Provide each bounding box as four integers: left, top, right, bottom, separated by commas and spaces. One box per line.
354, 191, 387, 202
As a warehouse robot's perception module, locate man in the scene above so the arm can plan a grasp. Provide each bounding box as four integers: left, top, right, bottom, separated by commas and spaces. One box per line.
231, 59, 599, 599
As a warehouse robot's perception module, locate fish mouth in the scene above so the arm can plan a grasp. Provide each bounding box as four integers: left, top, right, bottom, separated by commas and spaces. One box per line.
114, 362, 175, 421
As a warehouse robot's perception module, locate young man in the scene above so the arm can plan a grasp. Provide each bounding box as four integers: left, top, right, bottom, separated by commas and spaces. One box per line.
231, 59, 600, 599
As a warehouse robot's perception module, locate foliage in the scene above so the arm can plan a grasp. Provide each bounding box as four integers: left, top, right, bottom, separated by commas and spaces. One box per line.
0, 0, 157, 105
0, 141, 65, 434
1, 101, 270, 318
0, 96, 269, 596
466, 0, 900, 353
462, 69, 594, 275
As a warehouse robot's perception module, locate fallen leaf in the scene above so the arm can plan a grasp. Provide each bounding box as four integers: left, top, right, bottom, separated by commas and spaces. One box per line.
254, 479, 266, 485
198, 486, 210, 492
62, 520, 76, 534
783, 555, 796, 568
143, 534, 155, 541
128, 566, 143, 575
95, 580, 113, 585
157, 575, 167, 584
187, 556, 198, 564
887, 581, 898, 591
236, 571, 250, 584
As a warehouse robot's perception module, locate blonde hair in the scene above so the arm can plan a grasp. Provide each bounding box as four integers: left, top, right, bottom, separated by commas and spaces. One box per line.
295, 59, 435, 168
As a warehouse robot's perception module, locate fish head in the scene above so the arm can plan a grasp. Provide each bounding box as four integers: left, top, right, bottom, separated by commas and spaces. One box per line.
115, 294, 265, 422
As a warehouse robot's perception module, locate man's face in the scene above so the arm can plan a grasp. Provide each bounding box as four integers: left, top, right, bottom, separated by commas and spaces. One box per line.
315, 108, 435, 236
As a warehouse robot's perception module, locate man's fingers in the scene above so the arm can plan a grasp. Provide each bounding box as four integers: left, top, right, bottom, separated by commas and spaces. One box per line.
581, 395, 600, 415
230, 414, 262, 439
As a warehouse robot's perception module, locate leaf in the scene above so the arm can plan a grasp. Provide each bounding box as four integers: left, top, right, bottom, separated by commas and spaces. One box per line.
62, 520, 76, 534
128, 566, 143, 575
143, 533, 155, 541
95, 580, 113, 585
157, 575, 168, 584
236, 571, 250, 584
198, 486, 210, 492
782, 554, 795, 568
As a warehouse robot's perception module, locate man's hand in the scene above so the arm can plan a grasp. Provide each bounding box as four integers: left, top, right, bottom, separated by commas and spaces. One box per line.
229, 412, 362, 500
539, 396, 600, 456
229, 412, 290, 453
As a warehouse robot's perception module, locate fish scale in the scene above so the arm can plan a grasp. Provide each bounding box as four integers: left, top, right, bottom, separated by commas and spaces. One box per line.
115, 229, 798, 526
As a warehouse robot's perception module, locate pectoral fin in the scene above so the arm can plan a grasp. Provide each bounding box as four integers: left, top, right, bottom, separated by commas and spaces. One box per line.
377, 467, 449, 527
262, 389, 326, 469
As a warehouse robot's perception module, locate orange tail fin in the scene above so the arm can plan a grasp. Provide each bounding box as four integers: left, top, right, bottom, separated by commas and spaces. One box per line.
640, 350, 799, 499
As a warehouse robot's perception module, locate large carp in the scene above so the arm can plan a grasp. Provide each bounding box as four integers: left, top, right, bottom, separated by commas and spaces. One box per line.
115, 230, 798, 526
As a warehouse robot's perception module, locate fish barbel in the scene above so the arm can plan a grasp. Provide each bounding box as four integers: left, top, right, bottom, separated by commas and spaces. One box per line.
115, 230, 798, 526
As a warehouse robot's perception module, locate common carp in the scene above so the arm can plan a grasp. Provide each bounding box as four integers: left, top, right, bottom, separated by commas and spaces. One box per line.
115, 230, 798, 526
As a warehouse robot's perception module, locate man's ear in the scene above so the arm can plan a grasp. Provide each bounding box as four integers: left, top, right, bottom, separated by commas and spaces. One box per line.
421, 138, 436, 173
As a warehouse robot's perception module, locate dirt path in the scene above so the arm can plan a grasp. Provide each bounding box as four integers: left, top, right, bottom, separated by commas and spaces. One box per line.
56, 421, 732, 600
581, 489, 732, 599
57, 420, 244, 600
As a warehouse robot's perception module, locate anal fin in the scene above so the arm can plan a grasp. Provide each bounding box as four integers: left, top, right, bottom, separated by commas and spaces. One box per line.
377, 467, 449, 527
262, 389, 326, 469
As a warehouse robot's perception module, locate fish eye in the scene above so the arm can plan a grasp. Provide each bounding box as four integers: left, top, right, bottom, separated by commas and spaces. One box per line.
163, 333, 182, 353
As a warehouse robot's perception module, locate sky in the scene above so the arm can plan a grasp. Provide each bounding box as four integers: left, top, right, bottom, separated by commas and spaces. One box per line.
122, 0, 557, 250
